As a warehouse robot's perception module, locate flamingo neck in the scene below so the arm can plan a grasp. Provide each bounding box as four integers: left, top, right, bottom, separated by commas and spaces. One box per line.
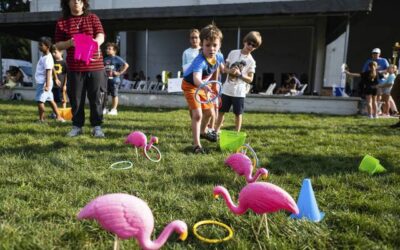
219, 189, 247, 215
138, 221, 180, 250
145, 138, 155, 151
247, 169, 264, 183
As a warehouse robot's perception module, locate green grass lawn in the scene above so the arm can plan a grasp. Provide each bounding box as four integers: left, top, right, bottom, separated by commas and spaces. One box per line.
0, 100, 399, 249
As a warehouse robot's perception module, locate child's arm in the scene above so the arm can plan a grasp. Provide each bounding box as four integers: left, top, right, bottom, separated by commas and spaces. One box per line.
240, 72, 254, 84
114, 62, 129, 76
193, 72, 203, 87
376, 83, 393, 88
345, 70, 361, 77
53, 68, 61, 87
219, 62, 226, 74
45, 69, 52, 91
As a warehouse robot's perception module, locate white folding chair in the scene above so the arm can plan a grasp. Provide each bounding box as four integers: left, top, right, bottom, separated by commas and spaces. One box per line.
148, 81, 158, 91
259, 83, 276, 96
136, 81, 148, 90
295, 84, 308, 96
156, 82, 166, 91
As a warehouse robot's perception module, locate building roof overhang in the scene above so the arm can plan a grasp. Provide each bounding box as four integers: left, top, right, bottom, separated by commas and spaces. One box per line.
0, 0, 373, 40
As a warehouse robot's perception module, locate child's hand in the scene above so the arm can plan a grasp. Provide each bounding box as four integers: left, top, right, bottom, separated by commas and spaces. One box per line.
44, 85, 50, 91
55, 79, 62, 87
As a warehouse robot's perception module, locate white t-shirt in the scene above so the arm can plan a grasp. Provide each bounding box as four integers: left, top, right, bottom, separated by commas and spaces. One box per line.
182, 47, 200, 73
35, 53, 54, 85
222, 49, 256, 98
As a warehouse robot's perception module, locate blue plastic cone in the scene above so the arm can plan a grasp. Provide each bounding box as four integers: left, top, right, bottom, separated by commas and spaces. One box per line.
290, 178, 325, 222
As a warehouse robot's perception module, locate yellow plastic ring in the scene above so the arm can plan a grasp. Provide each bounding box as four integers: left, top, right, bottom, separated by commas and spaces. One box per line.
193, 220, 234, 244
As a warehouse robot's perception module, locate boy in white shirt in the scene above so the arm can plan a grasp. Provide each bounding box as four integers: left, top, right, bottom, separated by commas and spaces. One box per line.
215, 31, 262, 132
35, 37, 64, 122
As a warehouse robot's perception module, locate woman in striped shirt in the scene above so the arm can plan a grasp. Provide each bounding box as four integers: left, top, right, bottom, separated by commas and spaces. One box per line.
55, 0, 107, 138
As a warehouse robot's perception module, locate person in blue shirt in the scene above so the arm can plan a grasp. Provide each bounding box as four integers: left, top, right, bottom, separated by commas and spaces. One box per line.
181, 24, 225, 154
362, 48, 389, 74
103, 42, 129, 115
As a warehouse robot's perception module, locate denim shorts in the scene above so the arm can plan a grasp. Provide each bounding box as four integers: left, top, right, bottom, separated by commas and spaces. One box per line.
107, 79, 120, 97
35, 84, 54, 103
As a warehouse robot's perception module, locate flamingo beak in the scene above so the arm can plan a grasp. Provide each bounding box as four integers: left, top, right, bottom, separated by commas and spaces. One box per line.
214, 194, 220, 199
262, 174, 269, 180
179, 231, 188, 241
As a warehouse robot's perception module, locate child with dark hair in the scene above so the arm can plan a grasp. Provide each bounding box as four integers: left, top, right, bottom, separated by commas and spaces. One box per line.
51, 45, 68, 109
346, 61, 381, 118
35, 37, 64, 122
215, 31, 262, 133
103, 42, 129, 115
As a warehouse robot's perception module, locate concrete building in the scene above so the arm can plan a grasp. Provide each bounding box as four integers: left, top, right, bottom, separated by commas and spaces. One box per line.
3, 0, 396, 96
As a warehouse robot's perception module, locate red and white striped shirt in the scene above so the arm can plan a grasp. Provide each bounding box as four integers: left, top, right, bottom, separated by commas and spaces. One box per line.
55, 13, 105, 72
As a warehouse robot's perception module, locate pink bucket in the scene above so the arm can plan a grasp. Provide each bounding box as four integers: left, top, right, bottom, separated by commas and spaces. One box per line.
73, 34, 98, 65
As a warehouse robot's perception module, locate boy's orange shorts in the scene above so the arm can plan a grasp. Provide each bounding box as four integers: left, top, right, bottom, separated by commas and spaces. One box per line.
181, 79, 213, 110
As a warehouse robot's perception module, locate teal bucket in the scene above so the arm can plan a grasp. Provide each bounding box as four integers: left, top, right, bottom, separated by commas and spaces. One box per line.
219, 130, 247, 151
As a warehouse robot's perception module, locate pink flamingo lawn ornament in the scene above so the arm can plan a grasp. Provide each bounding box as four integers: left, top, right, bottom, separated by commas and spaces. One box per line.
213, 182, 299, 238
77, 193, 188, 250
125, 131, 161, 162
225, 153, 269, 183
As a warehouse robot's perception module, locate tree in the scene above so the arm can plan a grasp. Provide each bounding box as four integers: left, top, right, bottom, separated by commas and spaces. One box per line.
0, 0, 30, 12
0, 0, 31, 60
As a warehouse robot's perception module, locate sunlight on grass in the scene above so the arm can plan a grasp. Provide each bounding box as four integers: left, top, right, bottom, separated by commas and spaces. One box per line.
0, 100, 399, 249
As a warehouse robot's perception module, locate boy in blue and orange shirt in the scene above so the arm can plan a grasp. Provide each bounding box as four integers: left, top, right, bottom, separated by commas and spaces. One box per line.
182, 24, 225, 154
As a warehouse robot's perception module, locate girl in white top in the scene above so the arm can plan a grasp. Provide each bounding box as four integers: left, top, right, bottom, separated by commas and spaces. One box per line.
182, 29, 201, 73
35, 37, 64, 122
377, 64, 398, 116
215, 31, 262, 132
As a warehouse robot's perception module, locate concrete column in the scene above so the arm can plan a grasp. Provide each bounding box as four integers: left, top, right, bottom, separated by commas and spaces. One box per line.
119, 32, 127, 61
312, 17, 327, 94
31, 41, 39, 85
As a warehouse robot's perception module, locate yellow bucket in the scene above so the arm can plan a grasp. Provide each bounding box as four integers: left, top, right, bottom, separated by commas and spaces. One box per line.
219, 130, 246, 151
59, 108, 72, 121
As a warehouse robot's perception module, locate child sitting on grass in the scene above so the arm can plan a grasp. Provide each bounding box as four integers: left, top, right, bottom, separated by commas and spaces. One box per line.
181, 23, 225, 154
35, 37, 64, 123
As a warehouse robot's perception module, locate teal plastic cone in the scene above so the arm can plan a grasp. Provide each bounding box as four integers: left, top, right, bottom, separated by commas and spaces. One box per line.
291, 179, 325, 222
359, 155, 386, 175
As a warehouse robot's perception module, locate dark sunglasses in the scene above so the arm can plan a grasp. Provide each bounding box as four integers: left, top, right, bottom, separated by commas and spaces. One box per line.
247, 42, 258, 48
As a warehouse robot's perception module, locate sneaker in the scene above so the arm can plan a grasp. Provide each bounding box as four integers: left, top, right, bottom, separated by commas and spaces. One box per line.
92, 126, 105, 138
67, 126, 82, 137
389, 121, 400, 128
200, 131, 217, 142
193, 145, 205, 154
108, 109, 118, 116
56, 117, 66, 123
103, 108, 108, 115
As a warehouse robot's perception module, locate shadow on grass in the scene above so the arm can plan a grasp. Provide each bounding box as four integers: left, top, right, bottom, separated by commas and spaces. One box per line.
268, 153, 398, 176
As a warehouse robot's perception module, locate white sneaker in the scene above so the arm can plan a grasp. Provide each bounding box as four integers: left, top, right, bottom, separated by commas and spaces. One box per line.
108, 109, 118, 116
67, 126, 82, 137
92, 126, 105, 138
103, 108, 108, 115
